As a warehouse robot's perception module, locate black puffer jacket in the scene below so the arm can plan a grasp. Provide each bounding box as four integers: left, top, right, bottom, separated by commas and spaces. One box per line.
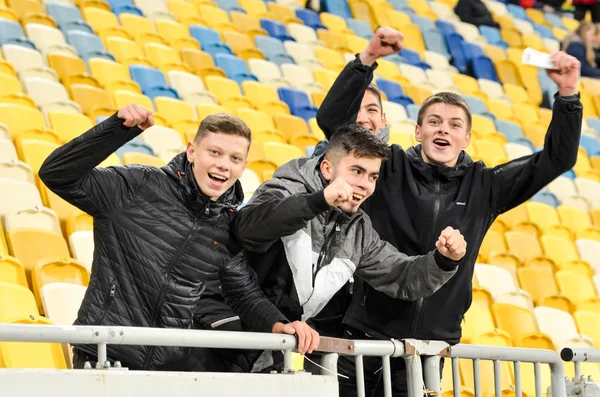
38, 114, 287, 370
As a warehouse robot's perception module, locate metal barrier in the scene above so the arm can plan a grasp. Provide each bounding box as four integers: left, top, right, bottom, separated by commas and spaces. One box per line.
561, 347, 600, 379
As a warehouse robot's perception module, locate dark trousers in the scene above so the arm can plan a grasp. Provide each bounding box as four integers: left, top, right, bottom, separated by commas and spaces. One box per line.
574, 3, 600, 22
336, 326, 444, 397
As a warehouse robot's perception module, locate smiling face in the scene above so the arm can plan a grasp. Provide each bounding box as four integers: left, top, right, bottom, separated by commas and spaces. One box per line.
356, 87, 387, 134
320, 152, 381, 214
415, 94, 472, 167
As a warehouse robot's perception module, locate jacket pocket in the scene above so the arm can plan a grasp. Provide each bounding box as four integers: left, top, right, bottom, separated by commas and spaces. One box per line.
94, 281, 117, 324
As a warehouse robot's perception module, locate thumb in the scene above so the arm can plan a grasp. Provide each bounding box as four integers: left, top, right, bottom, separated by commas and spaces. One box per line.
282, 324, 296, 335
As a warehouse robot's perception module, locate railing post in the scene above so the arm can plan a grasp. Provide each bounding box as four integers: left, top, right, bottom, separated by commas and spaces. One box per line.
320, 353, 339, 377
283, 350, 293, 373
423, 355, 441, 395
97, 342, 107, 367
355, 355, 366, 397
404, 354, 423, 397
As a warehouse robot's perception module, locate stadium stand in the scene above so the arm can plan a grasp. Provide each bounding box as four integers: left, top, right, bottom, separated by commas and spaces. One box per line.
0, 0, 600, 395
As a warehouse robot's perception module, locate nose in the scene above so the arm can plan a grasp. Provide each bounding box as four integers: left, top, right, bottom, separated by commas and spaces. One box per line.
216, 156, 230, 171
356, 109, 369, 126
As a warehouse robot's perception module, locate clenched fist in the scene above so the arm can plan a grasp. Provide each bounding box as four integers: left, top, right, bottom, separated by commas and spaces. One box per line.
546, 51, 581, 97
323, 176, 354, 207
435, 227, 467, 262
117, 103, 154, 131
359, 26, 404, 66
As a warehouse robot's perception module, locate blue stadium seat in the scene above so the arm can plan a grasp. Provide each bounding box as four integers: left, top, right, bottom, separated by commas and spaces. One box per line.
563, 169, 576, 179
534, 24, 554, 39
278, 87, 318, 121
422, 29, 450, 59
96, 116, 110, 123
411, 15, 435, 31
107, 0, 143, 16
0, 19, 36, 49
406, 103, 419, 121
189, 26, 233, 56
479, 26, 508, 48
215, 0, 245, 13
46, 3, 94, 34
66, 31, 115, 62
461, 41, 484, 63
260, 19, 295, 42
463, 95, 494, 119
324, 0, 352, 19
544, 12, 564, 28
581, 134, 600, 156
472, 56, 498, 82
399, 48, 431, 70
214, 53, 259, 85
531, 190, 559, 208
587, 118, 600, 134
376, 79, 414, 107
255, 35, 295, 65
444, 33, 467, 74
129, 65, 179, 100
514, 137, 535, 151
496, 119, 524, 142
347, 18, 372, 40
387, 0, 408, 10
116, 141, 155, 159
507, 4, 530, 21
436, 20, 456, 35
295, 8, 326, 31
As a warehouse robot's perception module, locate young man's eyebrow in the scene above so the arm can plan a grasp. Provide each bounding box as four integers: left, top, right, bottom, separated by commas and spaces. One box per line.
364, 102, 380, 108
426, 114, 464, 122
350, 164, 367, 172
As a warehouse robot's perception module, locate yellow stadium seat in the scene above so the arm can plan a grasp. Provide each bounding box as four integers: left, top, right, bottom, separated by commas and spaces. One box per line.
503, 83, 533, 104
229, 11, 268, 38
314, 47, 346, 72
517, 267, 574, 312
119, 13, 166, 45
32, 257, 89, 312
504, 230, 544, 264
384, 9, 411, 30
557, 205, 596, 235
247, 141, 277, 182
312, 92, 326, 108
0, 256, 28, 289
453, 74, 484, 99
37, 182, 79, 224
18, 140, 58, 175
238, 0, 270, 19
0, 281, 38, 320
0, 315, 67, 369
197, 5, 235, 32
517, 65, 544, 105
348, 0, 379, 30
525, 201, 566, 235
397, 24, 426, 56
573, 310, 600, 348
89, 58, 141, 94
113, 90, 154, 110
513, 103, 540, 126
495, 60, 523, 86
320, 12, 354, 35
71, 85, 116, 121
263, 141, 305, 167
387, 131, 412, 149
523, 122, 548, 148
66, 211, 93, 237
154, 19, 199, 50
6, 0, 48, 23
48, 112, 94, 143
82, 7, 127, 38
484, 44, 507, 62
122, 152, 167, 167
556, 270, 600, 312
492, 303, 554, 349
473, 139, 508, 167
195, 104, 232, 121
317, 29, 350, 53
373, 59, 406, 84
461, 301, 511, 345
105, 37, 151, 67
592, 209, 600, 227
478, 230, 507, 262
501, 28, 523, 48
267, 2, 302, 24
0, 74, 22, 97
222, 31, 264, 62
7, 228, 70, 275
237, 109, 285, 143
540, 235, 592, 276
166, 0, 203, 26
313, 68, 338, 92
0, 5, 18, 22
180, 49, 227, 79
204, 76, 254, 112
241, 81, 290, 117
404, 84, 433, 106
522, 33, 545, 51
154, 97, 197, 134
471, 116, 499, 138
273, 114, 320, 149
142, 42, 189, 73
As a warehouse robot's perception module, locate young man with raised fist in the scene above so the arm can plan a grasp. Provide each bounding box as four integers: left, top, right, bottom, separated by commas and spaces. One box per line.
232, 124, 467, 360
316, 27, 583, 396
38, 104, 319, 371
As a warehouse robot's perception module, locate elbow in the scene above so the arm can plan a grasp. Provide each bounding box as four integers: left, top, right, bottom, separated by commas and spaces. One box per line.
37, 155, 59, 189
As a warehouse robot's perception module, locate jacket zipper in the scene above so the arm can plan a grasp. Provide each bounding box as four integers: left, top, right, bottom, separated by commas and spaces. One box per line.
312, 215, 341, 288
96, 284, 116, 324
142, 217, 199, 369
410, 180, 442, 337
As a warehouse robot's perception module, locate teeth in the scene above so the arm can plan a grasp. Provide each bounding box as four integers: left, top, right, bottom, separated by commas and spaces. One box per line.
209, 173, 227, 181
352, 193, 363, 200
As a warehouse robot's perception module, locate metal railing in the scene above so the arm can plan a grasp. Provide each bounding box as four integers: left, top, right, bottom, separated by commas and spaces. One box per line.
561, 347, 600, 380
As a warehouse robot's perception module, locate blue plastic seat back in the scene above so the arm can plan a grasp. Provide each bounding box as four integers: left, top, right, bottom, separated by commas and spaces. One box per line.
215, 0, 245, 13
406, 103, 419, 121
463, 95, 488, 115
347, 18, 372, 40
544, 12, 563, 28
116, 142, 155, 158
46, 2, 82, 25
507, 3, 529, 21
189, 25, 233, 55
323, 0, 352, 19
377, 78, 404, 100
496, 119, 524, 142
531, 190, 560, 208
423, 29, 450, 58
255, 35, 295, 65
295, 8, 326, 30
214, 53, 258, 84
107, 0, 143, 15
66, 30, 115, 61
581, 134, 600, 156
436, 20, 456, 35
444, 32, 467, 73
130, 65, 179, 99
535, 24, 555, 39
260, 18, 295, 42
472, 56, 498, 82
278, 87, 317, 121
461, 41, 484, 62
411, 14, 435, 31
0, 19, 35, 48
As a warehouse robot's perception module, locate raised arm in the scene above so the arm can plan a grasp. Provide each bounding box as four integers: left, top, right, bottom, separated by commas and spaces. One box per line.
38, 104, 155, 217
316, 27, 404, 139
356, 225, 465, 301
489, 52, 583, 213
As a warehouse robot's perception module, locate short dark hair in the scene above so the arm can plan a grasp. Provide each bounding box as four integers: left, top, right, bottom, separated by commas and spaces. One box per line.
366, 83, 383, 110
194, 113, 252, 143
325, 124, 387, 163
417, 92, 472, 132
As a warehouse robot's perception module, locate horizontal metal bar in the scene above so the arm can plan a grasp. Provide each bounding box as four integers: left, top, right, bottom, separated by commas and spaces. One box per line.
447, 344, 561, 364
351, 339, 404, 358
560, 348, 600, 363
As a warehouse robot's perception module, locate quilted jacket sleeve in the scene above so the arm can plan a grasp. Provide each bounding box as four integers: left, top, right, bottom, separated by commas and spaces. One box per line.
219, 252, 288, 332
38, 113, 149, 217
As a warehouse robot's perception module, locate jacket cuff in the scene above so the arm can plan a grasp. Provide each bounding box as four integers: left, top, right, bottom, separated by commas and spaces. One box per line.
352, 53, 378, 71
434, 250, 461, 271
306, 190, 330, 215
103, 112, 145, 141
553, 92, 583, 114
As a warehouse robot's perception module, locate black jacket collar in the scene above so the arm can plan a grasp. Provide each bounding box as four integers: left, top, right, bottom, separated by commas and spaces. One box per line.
405, 145, 473, 183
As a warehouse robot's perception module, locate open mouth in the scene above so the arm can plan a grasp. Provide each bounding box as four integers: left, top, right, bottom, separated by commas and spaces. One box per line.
208, 172, 228, 184
433, 138, 450, 149
351, 192, 365, 203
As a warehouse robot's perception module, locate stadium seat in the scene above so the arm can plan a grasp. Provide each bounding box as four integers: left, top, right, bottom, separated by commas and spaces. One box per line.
479, 25, 508, 48
557, 205, 595, 235
0, 139, 18, 163
17, 140, 60, 175
71, 85, 115, 121
68, 231, 94, 272
129, 65, 179, 100
534, 306, 594, 350
295, 8, 325, 31
81, 7, 127, 38
0, 256, 28, 289
242, 81, 290, 116
197, 4, 236, 32
0, 179, 42, 217
444, 33, 468, 74
2, 44, 58, 83
423, 50, 458, 74
214, 0, 244, 13
260, 18, 294, 42
575, 177, 600, 204
204, 76, 254, 111
540, 235, 592, 276
0, 161, 34, 184
492, 303, 554, 349
475, 264, 532, 309
46, 53, 97, 92
280, 64, 322, 93
116, 141, 155, 159
289, 23, 325, 48
555, 270, 600, 312
7, 228, 70, 274
179, 48, 227, 80
133, 0, 172, 20
31, 257, 89, 312
105, 36, 151, 67
41, 282, 87, 326
122, 152, 166, 167
273, 114, 320, 148
189, 25, 233, 56
66, 211, 94, 237
108, 0, 143, 16
575, 239, 600, 274
267, 2, 302, 25
140, 125, 184, 158
0, 74, 23, 98
263, 142, 305, 167
256, 35, 296, 66
166, 71, 216, 106
119, 13, 165, 45
573, 310, 600, 348
143, 42, 190, 73
65, 30, 115, 62
278, 87, 317, 121
45, 3, 93, 34
88, 58, 141, 94
229, 11, 269, 38
113, 91, 154, 111
0, 18, 36, 48
312, 68, 338, 92
546, 176, 578, 206
237, 109, 285, 143
22, 77, 81, 116
154, 97, 196, 133
0, 281, 39, 320
48, 112, 94, 143
214, 54, 259, 85
5, 207, 61, 236
195, 104, 232, 121
221, 31, 264, 62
